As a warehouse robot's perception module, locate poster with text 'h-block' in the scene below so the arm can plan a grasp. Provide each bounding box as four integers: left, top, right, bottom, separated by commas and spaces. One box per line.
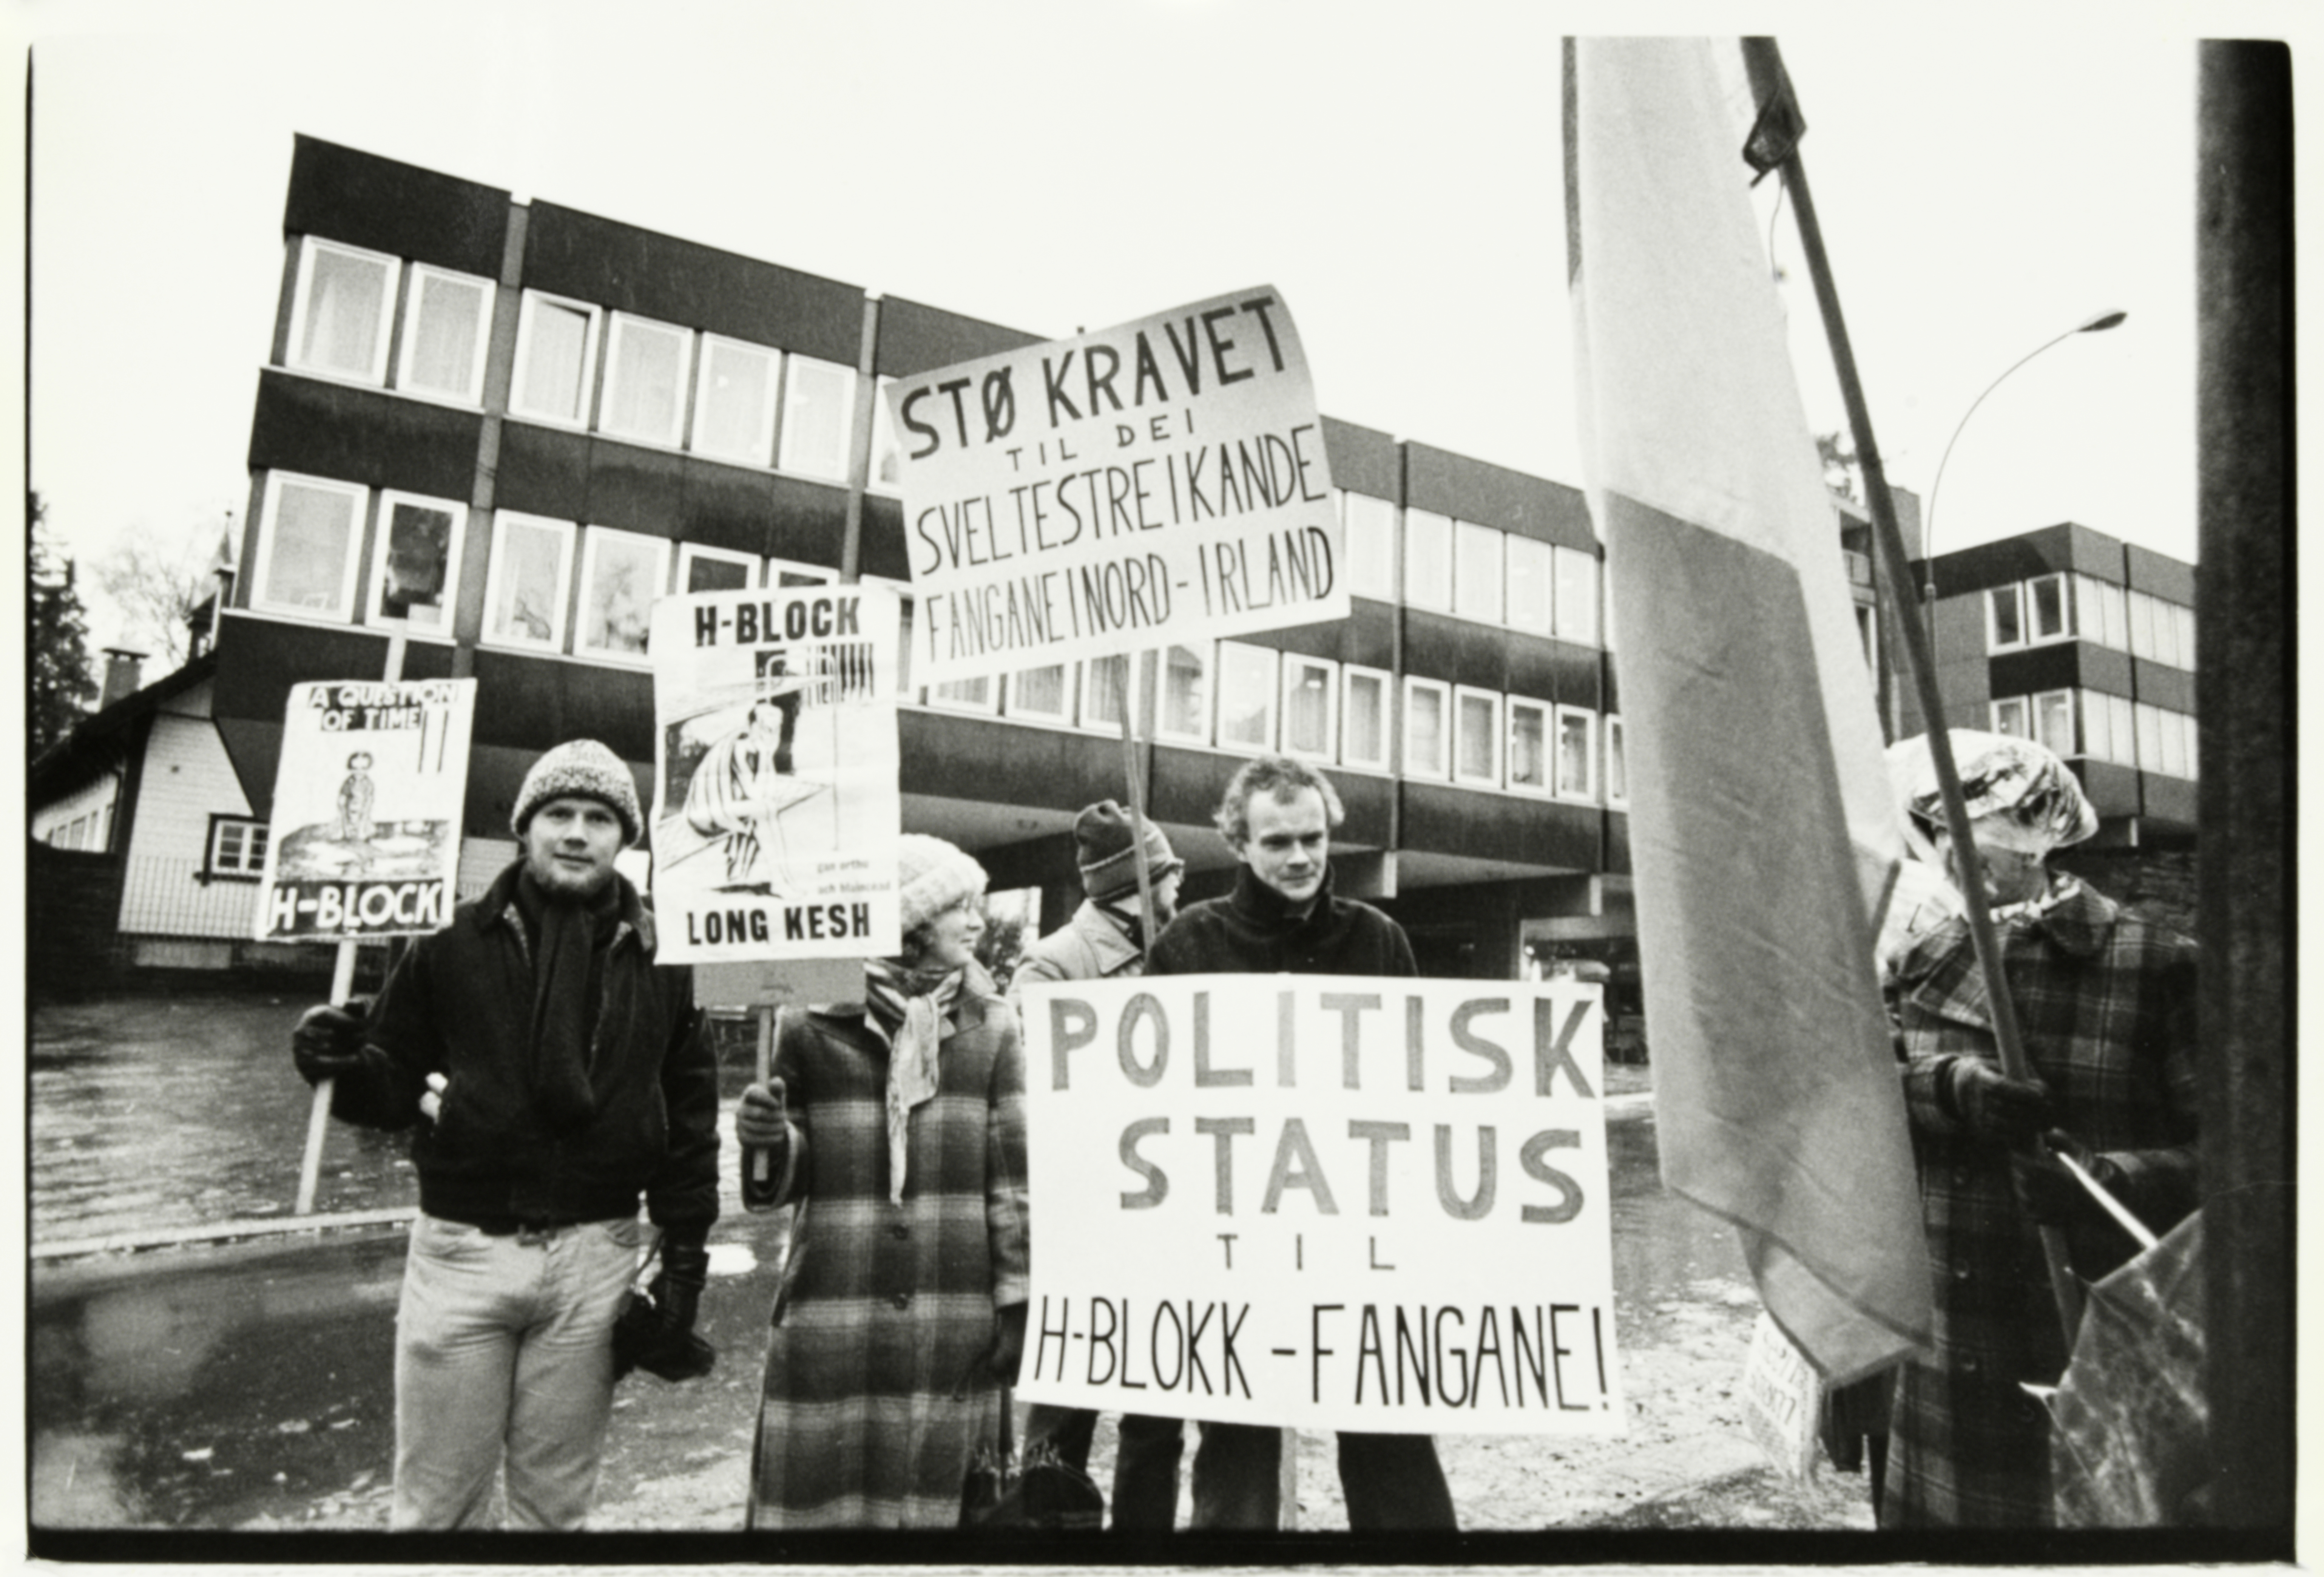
256, 679, 476, 941
649, 582, 902, 964
1017, 975, 1624, 1436
885, 287, 1346, 688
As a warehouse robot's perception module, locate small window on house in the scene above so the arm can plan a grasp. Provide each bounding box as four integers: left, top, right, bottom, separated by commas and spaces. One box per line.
1281, 655, 1338, 760
1079, 653, 1139, 733
1216, 642, 1279, 752
599, 314, 693, 448
2158, 707, 2191, 778
1342, 666, 1390, 771
2127, 590, 2159, 662
369, 492, 466, 633
1553, 546, 1600, 646
2079, 689, 2114, 764
1988, 584, 2026, 651
2173, 604, 2197, 672
512, 291, 602, 427
1157, 643, 1212, 743
1507, 698, 1550, 792
1991, 695, 2030, 738
1454, 687, 1502, 786
2133, 703, 2165, 774
209, 817, 270, 877
778, 354, 856, 481
1555, 706, 1597, 800
1506, 537, 1554, 637
1403, 677, 1449, 780
397, 264, 493, 403
1403, 508, 1453, 611
1007, 665, 1071, 723
574, 527, 669, 661
254, 473, 367, 621
677, 543, 758, 594
691, 335, 781, 465
483, 511, 576, 652
2179, 713, 2200, 780
1454, 521, 1503, 624
289, 238, 399, 385
1606, 715, 1628, 805
2108, 694, 2135, 768
2034, 689, 2076, 759
1342, 491, 1397, 600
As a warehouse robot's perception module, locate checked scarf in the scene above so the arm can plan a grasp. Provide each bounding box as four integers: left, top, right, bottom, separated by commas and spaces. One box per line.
863, 958, 966, 1205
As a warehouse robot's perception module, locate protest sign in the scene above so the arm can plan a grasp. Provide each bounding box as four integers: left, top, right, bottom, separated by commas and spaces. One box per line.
884, 287, 1345, 687
1017, 975, 1624, 1436
256, 679, 475, 941
649, 582, 903, 964
1742, 1309, 1822, 1482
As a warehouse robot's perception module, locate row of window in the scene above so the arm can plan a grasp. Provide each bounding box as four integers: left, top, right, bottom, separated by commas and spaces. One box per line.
1338, 493, 1604, 645
1986, 572, 2196, 669
45, 808, 110, 851
1991, 688, 2199, 781
910, 632, 1627, 805
287, 236, 896, 485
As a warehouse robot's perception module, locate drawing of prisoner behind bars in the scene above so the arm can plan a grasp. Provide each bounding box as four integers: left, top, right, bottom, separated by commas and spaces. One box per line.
682, 644, 874, 892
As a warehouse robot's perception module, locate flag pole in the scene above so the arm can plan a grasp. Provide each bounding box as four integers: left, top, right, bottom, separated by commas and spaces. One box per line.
1114, 655, 1159, 968
1742, 36, 2083, 1346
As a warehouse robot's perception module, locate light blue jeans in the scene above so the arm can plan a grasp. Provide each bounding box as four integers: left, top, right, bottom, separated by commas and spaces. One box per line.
391, 1213, 644, 1530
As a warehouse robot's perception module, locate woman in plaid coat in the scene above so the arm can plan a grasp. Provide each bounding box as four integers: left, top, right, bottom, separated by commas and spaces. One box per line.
1882, 735, 2199, 1528
736, 836, 1030, 1529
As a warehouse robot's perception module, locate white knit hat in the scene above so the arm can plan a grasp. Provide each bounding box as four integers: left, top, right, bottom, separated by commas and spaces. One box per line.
511, 739, 645, 847
897, 834, 987, 934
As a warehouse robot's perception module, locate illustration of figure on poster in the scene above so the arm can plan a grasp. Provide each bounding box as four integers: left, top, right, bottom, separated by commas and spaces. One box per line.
271, 687, 463, 884
662, 637, 881, 896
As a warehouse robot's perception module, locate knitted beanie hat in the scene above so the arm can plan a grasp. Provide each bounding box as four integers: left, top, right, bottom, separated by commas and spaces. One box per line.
511, 739, 645, 847
897, 833, 988, 935
1074, 800, 1181, 902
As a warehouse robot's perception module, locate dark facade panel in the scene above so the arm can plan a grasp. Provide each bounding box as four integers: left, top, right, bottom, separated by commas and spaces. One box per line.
900, 711, 1123, 814
1988, 642, 2083, 698
1405, 442, 1596, 551
285, 135, 509, 280
680, 461, 779, 561
1332, 769, 1394, 850
855, 492, 910, 581
1603, 811, 1631, 875
2073, 759, 2142, 819
471, 649, 654, 761
402, 642, 458, 680
1402, 781, 1600, 870
1929, 523, 2076, 596
2135, 661, 2197, 714
2063, 522, 2130, 580
211, 615, 394, 724
2142, 772, 2198, 829
248, 370, 481, 500
494, 420, 593, 521
1321, 416, 1399, 502
1403, 609, 1510, 692
587, 439, 687, 537
873, 297, 1044, 378
2125, 544, 2196, 605
770, 476, 852, 569
523, 203, 865, 366
2077, 642, 2136, 698
1235, 602, 1395, 671
1506, 640, 1602, 711
1147, 746, 1243, 831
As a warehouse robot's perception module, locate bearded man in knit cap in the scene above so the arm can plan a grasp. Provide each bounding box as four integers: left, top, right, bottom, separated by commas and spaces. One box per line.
290, 738, 720, 1530
1006, 800, 1185, 1526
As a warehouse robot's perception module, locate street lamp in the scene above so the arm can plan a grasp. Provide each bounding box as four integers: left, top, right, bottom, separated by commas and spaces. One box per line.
1922, 309, 2128, 661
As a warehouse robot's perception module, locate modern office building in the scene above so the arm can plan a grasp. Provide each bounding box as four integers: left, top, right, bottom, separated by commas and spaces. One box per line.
34, 133, 1907, 998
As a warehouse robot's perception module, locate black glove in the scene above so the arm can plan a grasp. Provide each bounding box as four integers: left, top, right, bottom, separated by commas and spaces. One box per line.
2012, 1128, 2124, 1228
987, 1301, 1028, 1387
648, 1227, 711, 1339
292, 999, 372, 1086
1945, 1058, 2052, 1145
736, 1080, 790, 1159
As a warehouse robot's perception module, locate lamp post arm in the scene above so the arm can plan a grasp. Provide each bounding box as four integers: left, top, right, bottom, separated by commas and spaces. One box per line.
1922, 323, 2089, 606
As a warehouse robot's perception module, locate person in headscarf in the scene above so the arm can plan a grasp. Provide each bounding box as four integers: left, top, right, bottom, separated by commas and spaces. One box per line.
1880, 731, 2199, 1528
735, 834, 1029, 1529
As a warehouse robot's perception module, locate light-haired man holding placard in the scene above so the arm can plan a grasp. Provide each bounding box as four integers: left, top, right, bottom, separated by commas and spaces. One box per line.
1133, 756, 1457, 1531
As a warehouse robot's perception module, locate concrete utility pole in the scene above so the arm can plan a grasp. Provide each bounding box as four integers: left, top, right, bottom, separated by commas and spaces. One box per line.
2194, 39, 2293, 1536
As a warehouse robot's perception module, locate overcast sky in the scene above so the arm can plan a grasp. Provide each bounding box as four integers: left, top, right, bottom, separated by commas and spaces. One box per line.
13, 0, 2312, 655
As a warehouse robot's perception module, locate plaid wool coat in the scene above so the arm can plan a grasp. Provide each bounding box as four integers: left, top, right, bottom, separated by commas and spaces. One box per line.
1881, 877, 2199, 1529
745, 978, 1030, 1529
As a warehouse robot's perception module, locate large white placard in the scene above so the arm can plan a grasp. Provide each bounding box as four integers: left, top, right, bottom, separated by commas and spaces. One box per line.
649, 584, 903, 963
884, 286, 1346, 686
1018, 975, 1624, 1436
256, 679, 476, 941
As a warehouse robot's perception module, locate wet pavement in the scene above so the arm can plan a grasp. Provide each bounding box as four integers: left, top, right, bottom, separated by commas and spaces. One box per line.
28, 994, 1878, 1535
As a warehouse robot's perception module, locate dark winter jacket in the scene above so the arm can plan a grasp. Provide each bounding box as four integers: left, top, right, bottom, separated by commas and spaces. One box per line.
330, 859, 720, 1233
1148, 862, 1418, 980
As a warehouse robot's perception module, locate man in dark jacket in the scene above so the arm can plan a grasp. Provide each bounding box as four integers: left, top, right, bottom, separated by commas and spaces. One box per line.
291, 738, 721, 1530
1131, 755, 1457, 1531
